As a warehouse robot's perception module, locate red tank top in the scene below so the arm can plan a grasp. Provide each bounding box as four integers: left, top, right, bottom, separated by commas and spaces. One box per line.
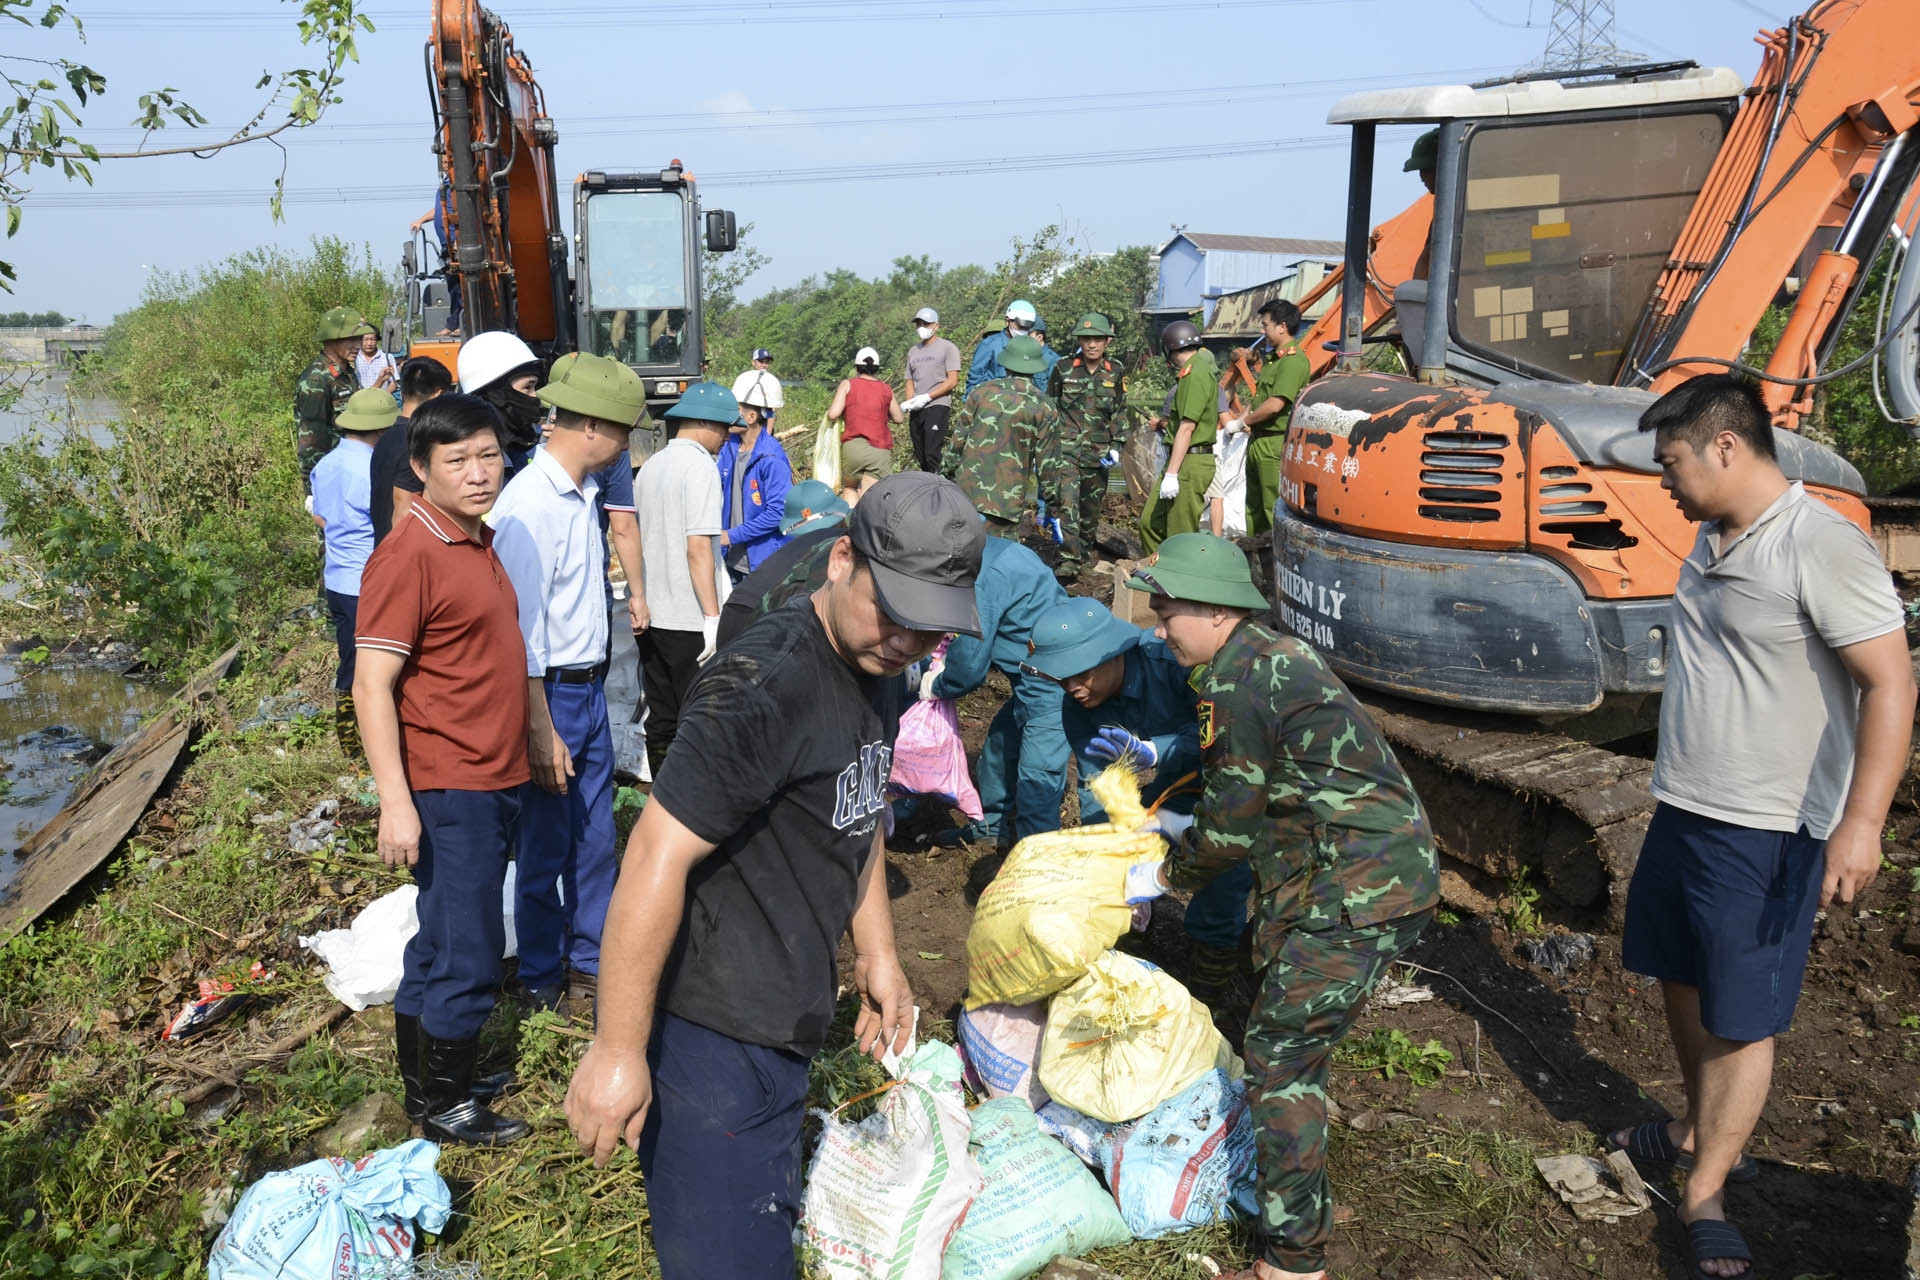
841, 377, 893, 449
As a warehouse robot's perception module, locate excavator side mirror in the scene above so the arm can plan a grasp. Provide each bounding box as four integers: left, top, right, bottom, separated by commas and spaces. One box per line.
705, 209, 737, 253
402, 240, 418, 277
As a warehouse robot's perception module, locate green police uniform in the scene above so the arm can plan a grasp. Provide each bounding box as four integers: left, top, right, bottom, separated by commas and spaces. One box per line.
1246, 340, 1310, 536
941, 337, 1064, 527
295, 307, 375, 486
1129, 535, 1439, 1276
1138, 347, 1218, 553
1047, 326, 1128, 573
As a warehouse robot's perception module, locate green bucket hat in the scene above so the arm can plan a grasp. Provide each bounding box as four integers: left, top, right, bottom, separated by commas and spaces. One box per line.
337, 386, 399, 433
779, 479, 851, 535
1025, 598, 1142, 681
1000, 335, 1048, 375
1070, 312, 1115, 339
664, 380, 743, 427
1404, 127, 1439, 173
538, 351, 650, 427
1127, 533, 1269, 610
317, 305, 375, 343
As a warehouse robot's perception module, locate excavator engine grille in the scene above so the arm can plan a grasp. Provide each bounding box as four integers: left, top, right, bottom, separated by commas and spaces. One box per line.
1418, 430, 1509, 523
1535, 465, 1638, 550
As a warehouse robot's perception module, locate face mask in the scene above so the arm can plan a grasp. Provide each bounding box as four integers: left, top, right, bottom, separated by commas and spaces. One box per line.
916, 325, 934, 341
482, 383, 545, 450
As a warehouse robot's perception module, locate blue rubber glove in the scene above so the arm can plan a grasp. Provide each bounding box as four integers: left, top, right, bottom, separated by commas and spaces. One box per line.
1043, 516, 1064, 544
1125, 861, 1168, 904
1086, 726, 1156, 768
1100, 447, 1120, 468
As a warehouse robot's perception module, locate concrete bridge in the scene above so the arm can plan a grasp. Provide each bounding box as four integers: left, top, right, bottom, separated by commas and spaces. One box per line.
0, 326, 106, 368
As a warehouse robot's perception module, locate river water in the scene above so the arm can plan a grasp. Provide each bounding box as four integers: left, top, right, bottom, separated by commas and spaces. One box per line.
1, 370, 168, 865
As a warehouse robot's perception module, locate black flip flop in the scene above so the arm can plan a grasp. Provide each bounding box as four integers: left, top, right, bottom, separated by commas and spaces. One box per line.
1608, 1118, 1759, 1183
1686, 1218, 1753, 1279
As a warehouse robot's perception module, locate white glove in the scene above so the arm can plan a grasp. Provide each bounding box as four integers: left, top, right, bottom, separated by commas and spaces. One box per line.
698, 614, 720, 665
1151, 811, 1195, 842
1158, 472, 1180, 500
917, 666, 941, 700
902, 393, 931, 413
1125, 861, 1169, 904
1221, 417, 1247, 436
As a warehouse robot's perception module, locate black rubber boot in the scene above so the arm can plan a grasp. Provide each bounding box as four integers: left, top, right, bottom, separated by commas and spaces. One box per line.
422, 1035, 530, 1146
1187, 941, 1241, 1010
396, 1014, 509, 1122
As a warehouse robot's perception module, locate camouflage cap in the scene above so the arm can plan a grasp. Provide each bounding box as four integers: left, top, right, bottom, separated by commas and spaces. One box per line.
1070, 312, 1115, 338
1127, 533, 1269, 610
336, 386, 399, 433
1025, 598, 1142, 680
538, 351, 649, 427
999, 335, 1048, 375
1404, 127, 1439, 173
317, 306, 375, 342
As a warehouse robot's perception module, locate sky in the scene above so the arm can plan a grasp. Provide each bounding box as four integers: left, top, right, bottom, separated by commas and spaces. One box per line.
7, 0, 1800, 324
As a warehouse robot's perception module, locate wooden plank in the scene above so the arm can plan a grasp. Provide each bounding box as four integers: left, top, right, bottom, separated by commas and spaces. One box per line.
1, 645, 240, 941
1109, 559, 1156, 629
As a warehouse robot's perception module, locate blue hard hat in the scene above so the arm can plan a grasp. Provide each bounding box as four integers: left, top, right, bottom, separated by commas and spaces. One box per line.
1026, 598, 1143, 680
663, 380, 743, 426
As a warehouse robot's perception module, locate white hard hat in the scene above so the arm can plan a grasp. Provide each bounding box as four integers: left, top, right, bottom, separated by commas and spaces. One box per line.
457, 330, 540, 393
1005, 299, 1037, 324
854, 346, 881, 368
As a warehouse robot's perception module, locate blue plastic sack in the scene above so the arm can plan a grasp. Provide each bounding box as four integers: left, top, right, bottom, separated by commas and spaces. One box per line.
208, 1138, 452, 1279
1103, 1069, 1257, 1238
941, 1098, 1130, 1280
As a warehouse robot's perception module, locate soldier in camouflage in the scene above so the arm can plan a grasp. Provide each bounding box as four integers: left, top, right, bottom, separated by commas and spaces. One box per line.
1046, 313, 1129, 578
1125, 533, 1439, 1280
295, 306, 375, 487
940, 335, 1064, 530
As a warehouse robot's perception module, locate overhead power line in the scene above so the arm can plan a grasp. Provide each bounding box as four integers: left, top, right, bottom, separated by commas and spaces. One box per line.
22, 134, 1346, 208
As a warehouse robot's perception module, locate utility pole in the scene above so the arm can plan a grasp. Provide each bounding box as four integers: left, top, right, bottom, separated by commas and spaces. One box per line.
1528, 0, 1643, 75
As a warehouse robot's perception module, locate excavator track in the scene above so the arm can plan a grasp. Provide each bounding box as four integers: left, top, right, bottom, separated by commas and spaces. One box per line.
1357, 693, 1658, 927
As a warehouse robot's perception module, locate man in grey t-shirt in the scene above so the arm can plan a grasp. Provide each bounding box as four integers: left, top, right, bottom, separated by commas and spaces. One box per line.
900, 306, 962, 473
633, 383, 736, 776
1610, 375, 1913, 1280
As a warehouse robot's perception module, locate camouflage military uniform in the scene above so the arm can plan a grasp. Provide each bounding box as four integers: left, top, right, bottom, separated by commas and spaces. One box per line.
1047, 354, 1127, 572
294, 355, 357, 486
1163, 616, 1438, 1275
939, 376, 1064, 525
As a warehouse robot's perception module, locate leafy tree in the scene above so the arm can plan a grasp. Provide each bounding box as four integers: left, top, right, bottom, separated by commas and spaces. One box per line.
0, 308, 64, 325
0, 0, 374, 291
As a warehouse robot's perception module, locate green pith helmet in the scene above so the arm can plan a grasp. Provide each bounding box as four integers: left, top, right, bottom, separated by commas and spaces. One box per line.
1026, 598, 1142, 681
779, 478, 851, 535
538, 351, 650, 427
1127, 533, 1270, 610
1071, 312, 1116, 339
1405, 127, 1439, 173
337, 387, 400, 433
663, 380, 743, 426
318, 306, 374, 343
999, 335, 1048, 375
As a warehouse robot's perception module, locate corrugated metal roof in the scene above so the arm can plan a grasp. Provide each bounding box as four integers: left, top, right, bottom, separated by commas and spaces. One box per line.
1176, 233, 1344, 257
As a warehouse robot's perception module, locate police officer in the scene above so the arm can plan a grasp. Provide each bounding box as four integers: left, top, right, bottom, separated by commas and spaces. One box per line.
1138, 319, 1218, 553
294, 306, 374, 486
1237, 299, 1311, 537
941, 335, 1064, 533
926, 535, 1069, 848
1047, 313, 1129, 578
1023, 597, 1253, 1007
1124, 533, 1439, 1280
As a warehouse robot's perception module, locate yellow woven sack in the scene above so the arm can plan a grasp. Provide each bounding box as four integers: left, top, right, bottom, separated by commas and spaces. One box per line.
811, 414, 841, 490
1037, 950, 1242, 1124
963, 764, 1164, 1009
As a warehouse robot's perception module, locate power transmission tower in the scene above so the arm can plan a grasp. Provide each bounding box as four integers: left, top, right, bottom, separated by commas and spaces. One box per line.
1526, 0, 1644, 75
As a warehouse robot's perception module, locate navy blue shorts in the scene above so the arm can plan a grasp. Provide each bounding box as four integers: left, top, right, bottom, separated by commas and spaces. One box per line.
1621, 803, 1826, 1042
638, 1014, 812, 1279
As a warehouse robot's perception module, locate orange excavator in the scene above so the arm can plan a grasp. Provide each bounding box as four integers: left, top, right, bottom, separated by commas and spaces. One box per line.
1251, 0, 1920, 916
403, 1, 737, 421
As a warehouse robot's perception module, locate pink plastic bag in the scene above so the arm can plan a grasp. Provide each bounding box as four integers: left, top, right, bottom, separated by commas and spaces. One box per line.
889, 698, 983, 820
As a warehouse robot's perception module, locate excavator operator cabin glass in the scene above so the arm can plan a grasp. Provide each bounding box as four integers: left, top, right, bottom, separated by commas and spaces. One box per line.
1449, 109, 1726, 383
584, 190, 689, 366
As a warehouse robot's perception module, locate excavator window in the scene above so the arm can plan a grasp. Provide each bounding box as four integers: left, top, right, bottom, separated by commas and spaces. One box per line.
1449, 109, 1728, 383
582, 190, 691, 367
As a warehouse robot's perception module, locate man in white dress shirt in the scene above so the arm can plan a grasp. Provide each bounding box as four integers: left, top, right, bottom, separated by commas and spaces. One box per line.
491, 352, 649, 1013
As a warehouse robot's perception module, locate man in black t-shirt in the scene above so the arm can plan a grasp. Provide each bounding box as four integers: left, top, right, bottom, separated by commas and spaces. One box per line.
369, 356, 454, 542
565, 472, 986, 1279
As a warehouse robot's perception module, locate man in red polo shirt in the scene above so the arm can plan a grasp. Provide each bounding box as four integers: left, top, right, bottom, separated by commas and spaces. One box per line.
354, 392, 533, 1147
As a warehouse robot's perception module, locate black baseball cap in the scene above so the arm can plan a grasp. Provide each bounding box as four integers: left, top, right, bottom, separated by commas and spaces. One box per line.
848, 473, 985, 635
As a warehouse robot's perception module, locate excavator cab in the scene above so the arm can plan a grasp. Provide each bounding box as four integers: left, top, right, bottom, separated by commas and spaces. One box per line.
575, 163, 734, 432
